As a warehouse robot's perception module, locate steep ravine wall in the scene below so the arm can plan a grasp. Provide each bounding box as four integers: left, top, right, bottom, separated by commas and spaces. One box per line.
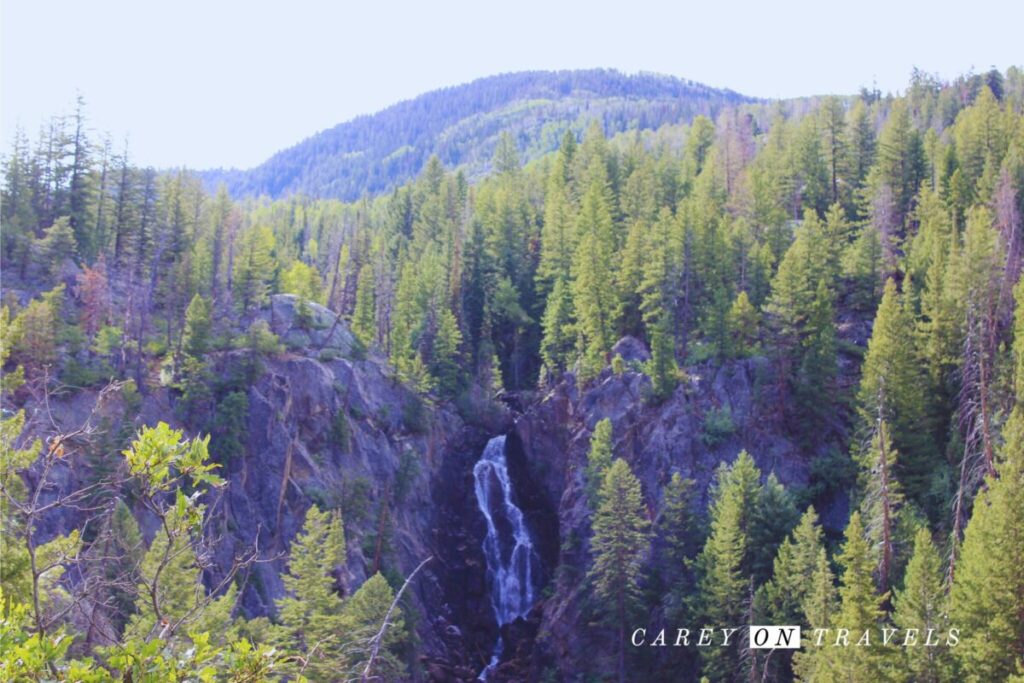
507, 350, 850, 681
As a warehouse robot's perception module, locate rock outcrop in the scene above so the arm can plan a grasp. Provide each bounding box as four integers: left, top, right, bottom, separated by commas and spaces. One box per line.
508, 351, 850, 681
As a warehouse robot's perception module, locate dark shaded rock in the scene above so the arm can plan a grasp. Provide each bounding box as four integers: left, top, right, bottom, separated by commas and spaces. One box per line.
611, 335, 650, 363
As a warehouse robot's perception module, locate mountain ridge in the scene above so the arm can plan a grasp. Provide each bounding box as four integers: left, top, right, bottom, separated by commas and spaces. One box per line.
199, 68, 756, 200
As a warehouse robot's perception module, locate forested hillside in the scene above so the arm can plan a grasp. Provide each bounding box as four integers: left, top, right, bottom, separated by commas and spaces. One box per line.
198, 69, 753, 200
2, 66, 1024, 682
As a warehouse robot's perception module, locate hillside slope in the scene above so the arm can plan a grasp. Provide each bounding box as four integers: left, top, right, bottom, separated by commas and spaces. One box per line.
199, 69, 753, 200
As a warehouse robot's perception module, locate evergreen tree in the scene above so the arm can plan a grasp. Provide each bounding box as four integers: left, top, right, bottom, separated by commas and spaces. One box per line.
572, 179, 618, 379
536, 153, 576, 297
759, 506, 825, 626
858, 278, 934, 508
539, 276, 575, 379
589, 458, 650, 683
726, 290, 759, 358
657, 473, 699, 584
645, 315, 678, 403
858, 417, 906, 596
275, 505, 347, 682
351, 262, 377, 347
696, 451, 761, 682
429, 307, 463, 397
841, 223, 884, 311
182, 294, 212, 359
791, 548, 838, 682
37, 217, 78, 278
340, 573, 406, 681
892, 528, 953, 683
280, 259, 324, 304
233, 226, 278, 314
585, 418, 613, 505
822, 512, 888, 682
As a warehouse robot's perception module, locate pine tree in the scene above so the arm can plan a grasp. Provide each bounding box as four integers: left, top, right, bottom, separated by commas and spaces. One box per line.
795, 279, 837, 430
616, 220, 647, 338
821, 512, 888, 682
585, 418, 613, 505
791, 548, 838, 682
275, 505, 347, 682
340, 573, 406, 681
233, 226, 278, 314
429, 307, 463, 397
858, 278, 934, 507
726, 290, 759, 358
645, 315, 678, 403
749, 473, 798, 585
589, 458, 650, 683
841, 223, 884, 311
765, 213, 834, 425
351, 262, 377, 347
696, 451, 761, 682
539, 276, 575, 380
182, 294, 212, 359
858, 417, 906, 596
536, 154, 576, 297
892, 528, 953, 683
572, 178, 618, 379
657, 473, 699, 584
37, 217, 78, 278
760, 506, 825, 626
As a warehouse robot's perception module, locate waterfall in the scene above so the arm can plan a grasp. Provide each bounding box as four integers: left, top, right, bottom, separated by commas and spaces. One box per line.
473, 435, 539, 679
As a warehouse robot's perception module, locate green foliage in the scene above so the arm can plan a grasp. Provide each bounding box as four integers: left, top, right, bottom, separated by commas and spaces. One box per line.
588, 458, 650, 682
211, 390, 248, 461
700, 405, 735, 447
893, 528, 954, 682
280, 259, 324, 304
276, 505, 347, 681
645, 316, 678, 403
857, 278, 935, 510
340, 573, 407, 680
540, 276, 575, 379
351, 262, 376, 347
572, 179, 618, 379
37, 217, 78, 277
182, 293, 212, 358
759, 506, 825, 626
726, 290, 759, 357
330, 410, 352, 453
233, 226, 278, 313
585, 418, 613, 505
811, 512, 889, 681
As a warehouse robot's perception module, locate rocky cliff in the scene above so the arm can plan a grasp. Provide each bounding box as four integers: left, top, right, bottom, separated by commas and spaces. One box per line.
498, 340, 853, 682
22, 301, 854, 682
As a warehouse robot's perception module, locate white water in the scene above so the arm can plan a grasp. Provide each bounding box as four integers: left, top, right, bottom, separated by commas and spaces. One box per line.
473, 435, 539, 680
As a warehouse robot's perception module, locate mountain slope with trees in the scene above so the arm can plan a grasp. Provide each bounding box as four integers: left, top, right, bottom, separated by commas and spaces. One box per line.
198, 69, 754, 200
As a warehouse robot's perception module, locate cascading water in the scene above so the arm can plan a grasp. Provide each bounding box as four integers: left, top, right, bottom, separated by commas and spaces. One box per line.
473, 435, 540, 680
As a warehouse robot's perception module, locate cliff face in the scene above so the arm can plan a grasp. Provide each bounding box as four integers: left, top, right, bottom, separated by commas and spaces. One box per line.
22, 300, 850, 682
505, 347, 850, 681
208, 296, 515, 679
21, 295, 511, 681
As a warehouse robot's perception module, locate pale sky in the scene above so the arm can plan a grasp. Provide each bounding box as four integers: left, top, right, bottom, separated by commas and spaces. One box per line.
2, 0, 1021, 170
